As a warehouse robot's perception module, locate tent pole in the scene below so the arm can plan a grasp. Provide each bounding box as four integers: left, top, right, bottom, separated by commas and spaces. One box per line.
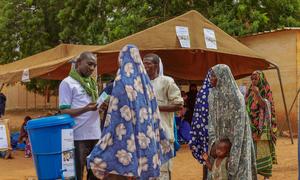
275, 66, 294, 144
288, 88, 300, 115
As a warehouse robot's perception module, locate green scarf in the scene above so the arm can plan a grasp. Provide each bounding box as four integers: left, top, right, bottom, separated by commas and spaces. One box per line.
69, 69, 98, 102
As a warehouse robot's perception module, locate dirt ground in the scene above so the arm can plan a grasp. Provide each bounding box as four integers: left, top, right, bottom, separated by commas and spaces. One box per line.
0, 111, 297, 180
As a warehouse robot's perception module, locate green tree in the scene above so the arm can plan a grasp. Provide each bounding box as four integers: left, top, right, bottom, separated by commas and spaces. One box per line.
0, 0, 299, 101
207, 0, 299, 36
57, 0, 210, 44
0, 0, 64, 62
57, 0, 109, 44
0, 0, 51, 64
0, 0, 62, 99
24, 79, 60, 102
262, 0, 300, 28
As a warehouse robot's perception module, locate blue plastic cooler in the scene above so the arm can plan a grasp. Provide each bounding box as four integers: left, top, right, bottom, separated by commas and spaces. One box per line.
26, 114, 75, 180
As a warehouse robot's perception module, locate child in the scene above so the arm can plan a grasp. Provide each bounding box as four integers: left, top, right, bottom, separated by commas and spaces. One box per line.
203, 138, 232, 180
18, 116, 32, 158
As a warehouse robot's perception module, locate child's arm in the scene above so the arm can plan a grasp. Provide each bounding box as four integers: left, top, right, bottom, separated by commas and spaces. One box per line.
202, 153, 212, 171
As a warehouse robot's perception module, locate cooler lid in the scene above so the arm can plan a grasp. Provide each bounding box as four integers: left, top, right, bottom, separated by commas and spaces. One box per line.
26, 114, 75, 130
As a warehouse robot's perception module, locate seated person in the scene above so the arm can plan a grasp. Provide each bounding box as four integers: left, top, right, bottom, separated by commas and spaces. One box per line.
18, 116, 32, 158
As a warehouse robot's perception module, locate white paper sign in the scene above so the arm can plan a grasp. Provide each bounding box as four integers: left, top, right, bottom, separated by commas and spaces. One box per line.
0, 124, 8, 149
203, 28, 217, 49
22, 69, 30, 82
175, 26, 191, 48
61, 129, 75, 178
97, 91, 109, 109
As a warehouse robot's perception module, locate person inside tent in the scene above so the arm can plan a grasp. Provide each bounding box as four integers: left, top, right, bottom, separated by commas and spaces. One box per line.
143, 53, 184, 180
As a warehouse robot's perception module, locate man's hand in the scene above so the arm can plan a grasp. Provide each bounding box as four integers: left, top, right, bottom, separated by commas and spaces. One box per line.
61, 102, 98, 117
85, 103, 98, 111
99, 101, 109, 112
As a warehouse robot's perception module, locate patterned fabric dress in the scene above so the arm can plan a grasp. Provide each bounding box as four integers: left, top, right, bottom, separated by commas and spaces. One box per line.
189, 69, 211, 164
87, 44, 173, 179
245, 71, 277, 177
208, 64, 257, 180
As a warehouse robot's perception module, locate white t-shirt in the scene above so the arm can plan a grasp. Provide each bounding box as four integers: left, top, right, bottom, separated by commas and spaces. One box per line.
59, 76, 101, 141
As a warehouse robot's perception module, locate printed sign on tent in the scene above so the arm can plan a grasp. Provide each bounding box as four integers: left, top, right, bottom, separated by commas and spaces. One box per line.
61, 129, 75, 178
203, 28, 217, 49
0, 124, 8, 149
22, 69, 30, 82
175, 26, 191, 48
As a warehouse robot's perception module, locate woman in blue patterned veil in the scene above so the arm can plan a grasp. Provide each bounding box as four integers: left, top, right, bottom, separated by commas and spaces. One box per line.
87, 44, 173, 179
189, 69, 212, 179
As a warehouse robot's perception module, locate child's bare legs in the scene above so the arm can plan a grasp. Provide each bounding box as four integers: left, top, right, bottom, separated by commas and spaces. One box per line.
25, 139, 31, 158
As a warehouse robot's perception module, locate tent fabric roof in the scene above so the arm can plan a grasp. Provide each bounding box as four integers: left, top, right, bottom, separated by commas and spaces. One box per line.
0, 44, 101, 83
96, 10, 272, 80
0, 10, 273, 83
97, 10, 265, 58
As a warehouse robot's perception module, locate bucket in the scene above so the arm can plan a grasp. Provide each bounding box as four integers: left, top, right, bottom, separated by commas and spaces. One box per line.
26, 114, 76, 180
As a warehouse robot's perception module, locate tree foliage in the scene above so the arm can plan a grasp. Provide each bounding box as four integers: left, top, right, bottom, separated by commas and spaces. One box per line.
24, 79, 60, 102
0, 0, 299, 95
0, 0, 62, 96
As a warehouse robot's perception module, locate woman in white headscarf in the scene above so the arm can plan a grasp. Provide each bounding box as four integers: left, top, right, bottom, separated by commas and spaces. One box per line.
158, 58, 164, 77
208, 64, 257, 180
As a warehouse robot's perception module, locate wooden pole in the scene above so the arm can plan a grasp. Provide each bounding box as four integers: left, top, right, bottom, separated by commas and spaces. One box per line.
266, 63, 294, 144
56, 95, 58, 109
25, 89, 28, 111
288, 89, 300, 116
34, 92, 37, 110
44, 90, 46, 111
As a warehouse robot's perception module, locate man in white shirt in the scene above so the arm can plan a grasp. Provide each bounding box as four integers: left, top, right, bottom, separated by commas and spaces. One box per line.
59, 52, 101, 180
143, 53, 184, 180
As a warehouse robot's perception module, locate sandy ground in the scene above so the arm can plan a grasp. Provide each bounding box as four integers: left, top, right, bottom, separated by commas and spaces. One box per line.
0, 111, 297, 180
